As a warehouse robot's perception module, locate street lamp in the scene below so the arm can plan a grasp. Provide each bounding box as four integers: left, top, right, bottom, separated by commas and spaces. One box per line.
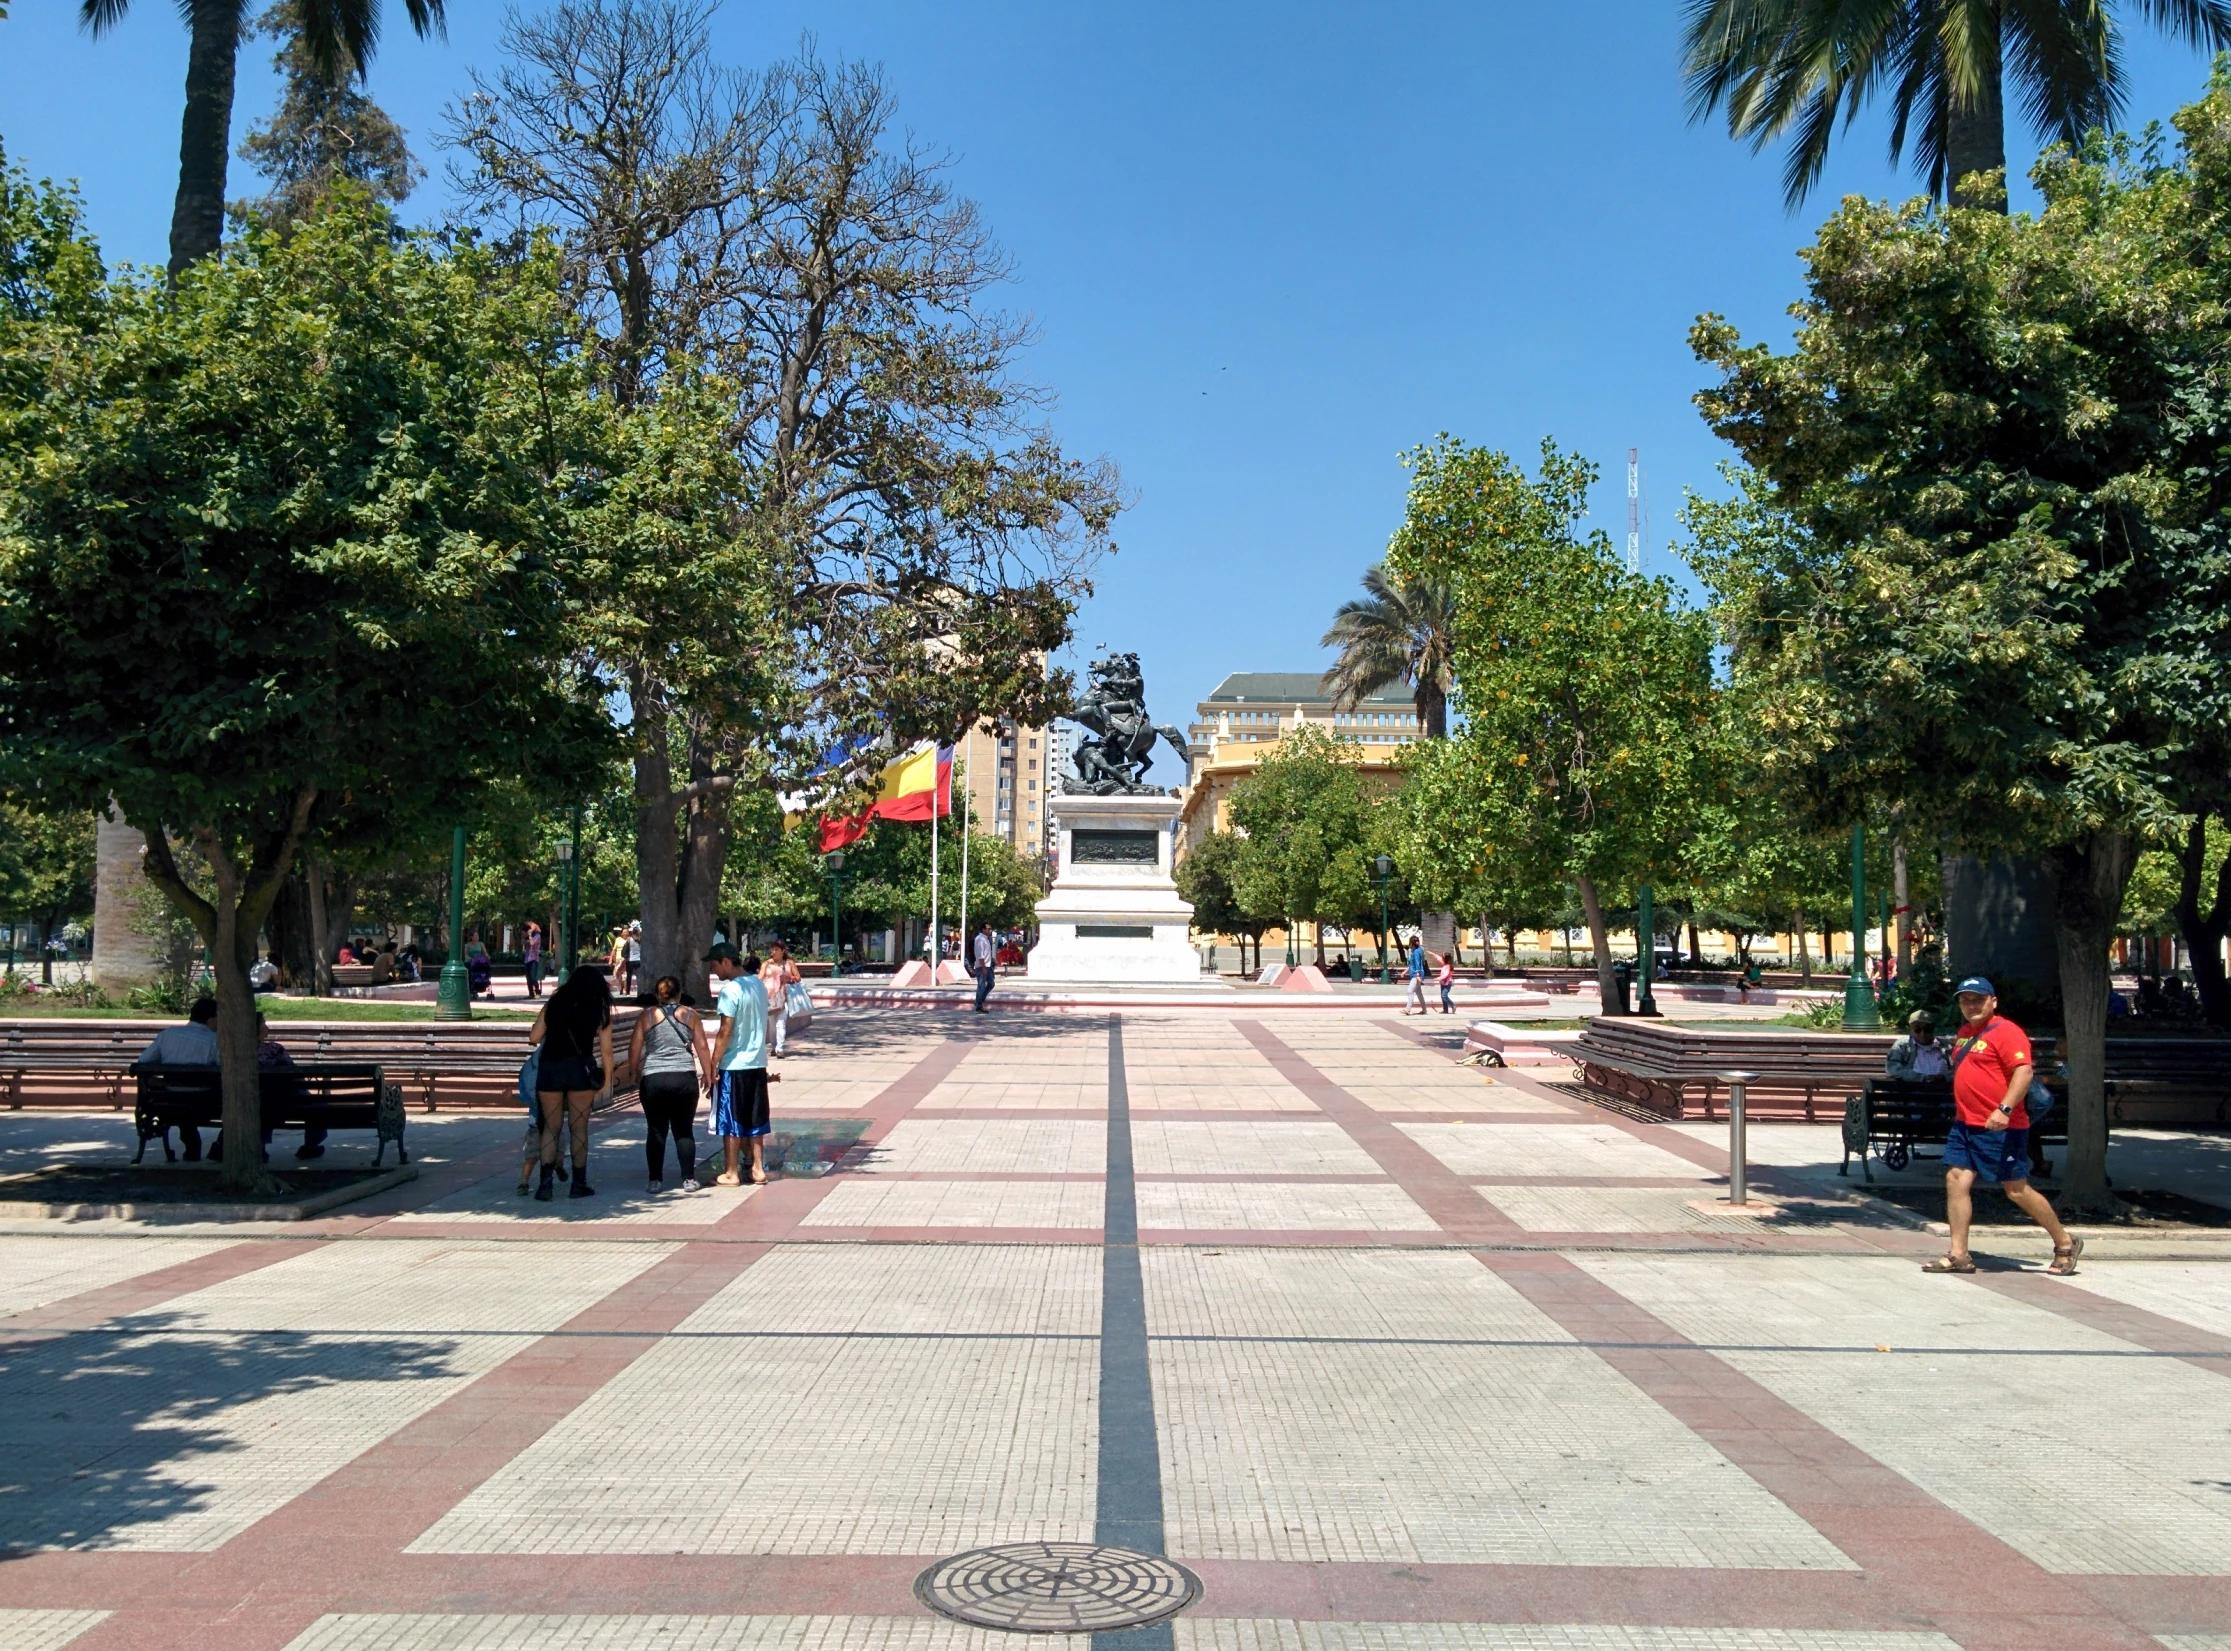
825, 850, 848, 976
436, 824, 471, 1020
1843, 822, 1882, 1030
1374, 854, 1395, 984
553, 830, 575, 987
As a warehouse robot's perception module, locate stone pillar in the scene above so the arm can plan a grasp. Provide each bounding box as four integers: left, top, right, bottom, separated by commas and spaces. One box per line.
92, 805, 167, 988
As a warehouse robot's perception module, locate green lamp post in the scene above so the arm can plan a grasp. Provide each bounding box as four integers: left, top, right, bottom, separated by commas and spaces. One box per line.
553, 828, 575, 987
1636, 883, 1661, 1017
1843, 822, 1882, 1030
825, 850, 847, 976
435, 824, 471, 1020
1374, 854, 1395, 984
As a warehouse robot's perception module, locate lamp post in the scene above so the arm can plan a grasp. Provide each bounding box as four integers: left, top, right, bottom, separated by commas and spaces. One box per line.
1374, 854, 1395, 984
1843, 822, 1882, 1029
435, 824, 471, 1020
1636, 883, 1661, 1017
825, 850, 847, 976
553, 831, 575, 987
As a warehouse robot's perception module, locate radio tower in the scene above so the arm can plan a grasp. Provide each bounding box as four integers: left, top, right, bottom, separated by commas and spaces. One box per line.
1626, 448, 1641, 574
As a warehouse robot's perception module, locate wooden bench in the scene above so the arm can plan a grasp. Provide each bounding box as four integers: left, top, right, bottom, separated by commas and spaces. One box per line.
1, 1012, 640, 1114
133, 1063, 408, 1165
2100, 1039, 2231, 1125
1572, 1018, 1898, 1121
1841, 1076, 2072, 1181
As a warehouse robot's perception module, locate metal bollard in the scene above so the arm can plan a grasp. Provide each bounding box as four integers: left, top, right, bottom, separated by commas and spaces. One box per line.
1720, 1069, 1759, 1206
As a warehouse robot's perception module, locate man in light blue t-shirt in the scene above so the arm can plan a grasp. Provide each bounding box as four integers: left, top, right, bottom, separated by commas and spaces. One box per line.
705, 942, 773, 1185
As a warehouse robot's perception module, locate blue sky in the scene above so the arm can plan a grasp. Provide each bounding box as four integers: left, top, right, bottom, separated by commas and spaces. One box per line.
2, 2, 2217, 783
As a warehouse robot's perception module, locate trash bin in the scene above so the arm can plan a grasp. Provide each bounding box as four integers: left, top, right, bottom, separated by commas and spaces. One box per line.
1611, 959, 1633, 1015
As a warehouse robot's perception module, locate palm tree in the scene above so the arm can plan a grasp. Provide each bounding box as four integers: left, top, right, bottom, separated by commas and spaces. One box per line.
80, 0, 445, 276
1320, 563, 1456, 739
1682, 0, 2231, 210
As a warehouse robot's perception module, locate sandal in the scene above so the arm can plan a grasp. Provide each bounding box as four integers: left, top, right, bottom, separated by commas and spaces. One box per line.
2048, 1235, 2084, 1276
1921, 1255, 1978, 1274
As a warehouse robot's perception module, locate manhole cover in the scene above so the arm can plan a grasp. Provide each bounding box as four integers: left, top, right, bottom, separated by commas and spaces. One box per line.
915, 1541, 1201, 1632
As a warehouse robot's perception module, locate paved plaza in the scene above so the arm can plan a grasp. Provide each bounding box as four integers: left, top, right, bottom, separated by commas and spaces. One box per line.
0, 1011, 2226, 1651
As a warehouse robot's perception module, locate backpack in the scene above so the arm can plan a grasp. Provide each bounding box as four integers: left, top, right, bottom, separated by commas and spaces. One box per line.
1948, 1023, 2055, 1122
518, 1045, 541, 1111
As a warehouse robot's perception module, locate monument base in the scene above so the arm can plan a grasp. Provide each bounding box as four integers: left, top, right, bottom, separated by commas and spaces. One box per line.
1028, 793, 1224, 987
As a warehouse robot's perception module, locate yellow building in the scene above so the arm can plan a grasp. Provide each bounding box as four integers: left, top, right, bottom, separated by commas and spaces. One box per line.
954, 719, 1056, 862
1175, 672, 1421, 859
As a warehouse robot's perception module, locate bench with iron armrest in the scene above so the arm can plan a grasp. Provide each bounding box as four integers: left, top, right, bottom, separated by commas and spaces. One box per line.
1841, 1076, 2069, 1182
133, 1064, 407, 1166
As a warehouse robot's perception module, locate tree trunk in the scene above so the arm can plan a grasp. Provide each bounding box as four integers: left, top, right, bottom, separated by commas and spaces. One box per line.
1944, 21, 2007, 210
1894, 834, 1913, 974
1419, 683, 1447, 740
1576, 874, 1620, 1013
168, 0, 244, 278
674, 743, 731, 999
634, 734, 685, 988
1312, 921, 1326, 969
2049, 832, 2136, 1212
2173, 815, 2231, 1029
1796, 907, 1811, 984
1686, 919, 1701, 968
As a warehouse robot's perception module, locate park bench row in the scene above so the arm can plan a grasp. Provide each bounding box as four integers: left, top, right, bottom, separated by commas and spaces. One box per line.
133, 1064, 408, 1166
1, 1012, 644, 1113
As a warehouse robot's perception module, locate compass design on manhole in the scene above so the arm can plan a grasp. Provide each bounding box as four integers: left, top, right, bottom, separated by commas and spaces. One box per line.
914, 1541, 1202, 1632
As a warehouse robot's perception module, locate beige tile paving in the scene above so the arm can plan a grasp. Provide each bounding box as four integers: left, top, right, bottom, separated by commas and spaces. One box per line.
1145, 1248, 1576, 1343
1132, 1120, 1381, 1176
2064, 1261, 2231, 1340
391, 1172, 758, 1225
413, 1246, 1096, 1555
0, 1610, 110, 1651
0, 1235, 233, 1318
862, 1118, 1105, 1175
283, 1616, 1085, 1650
0, 1240, 671, 1552
1136, 1180, 1435, 1231
1579, 1251, 2231, 1575
1400, 1122, 1709, 1180
800, 1178, 1103, 1229
1477, 1186, 1785, 1234
1178, 1630, 1962, 1651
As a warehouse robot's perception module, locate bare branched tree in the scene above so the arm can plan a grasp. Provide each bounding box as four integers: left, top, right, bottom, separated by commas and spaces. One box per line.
448, 0, 1120, 981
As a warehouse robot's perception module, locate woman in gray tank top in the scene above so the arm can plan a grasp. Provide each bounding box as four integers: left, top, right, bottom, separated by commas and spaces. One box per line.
628, 975, 711, 1190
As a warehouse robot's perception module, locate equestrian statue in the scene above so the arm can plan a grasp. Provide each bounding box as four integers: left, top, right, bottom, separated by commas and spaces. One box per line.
1062, 652, 1192, 794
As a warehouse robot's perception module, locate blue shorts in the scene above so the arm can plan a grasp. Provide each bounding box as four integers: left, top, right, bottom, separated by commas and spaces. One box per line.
1944, 1120, 2031, 1184
713, 1068, 770, 1139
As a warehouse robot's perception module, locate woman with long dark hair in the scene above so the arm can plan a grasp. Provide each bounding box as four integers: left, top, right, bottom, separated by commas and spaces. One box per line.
530, 967, 613, 1200
628, 974, 711, 1191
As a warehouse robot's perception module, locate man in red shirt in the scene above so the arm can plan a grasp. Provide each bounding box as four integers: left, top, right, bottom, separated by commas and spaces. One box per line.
1926, 976, 2081, 1275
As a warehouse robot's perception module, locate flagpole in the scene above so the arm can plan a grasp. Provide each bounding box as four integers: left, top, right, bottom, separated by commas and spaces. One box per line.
960, 748, 971, 951
930, 751, 941, 972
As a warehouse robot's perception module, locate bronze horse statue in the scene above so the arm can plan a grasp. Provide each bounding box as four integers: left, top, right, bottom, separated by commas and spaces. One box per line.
1064, 653, 1191, 793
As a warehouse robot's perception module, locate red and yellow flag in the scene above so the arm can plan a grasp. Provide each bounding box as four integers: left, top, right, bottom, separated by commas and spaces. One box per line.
818, 743, 952, 852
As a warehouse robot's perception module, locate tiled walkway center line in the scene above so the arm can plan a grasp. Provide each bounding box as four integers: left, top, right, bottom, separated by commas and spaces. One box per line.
1248, 1021, 2168, 1651
1097, 1014, 1174, 1651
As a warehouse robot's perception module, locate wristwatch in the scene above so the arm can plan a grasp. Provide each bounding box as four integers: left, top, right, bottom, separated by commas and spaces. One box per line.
1995, 1102, 2014, 1115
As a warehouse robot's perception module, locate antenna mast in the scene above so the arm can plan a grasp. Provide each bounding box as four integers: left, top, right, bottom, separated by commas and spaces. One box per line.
1626, 447, 1641, 574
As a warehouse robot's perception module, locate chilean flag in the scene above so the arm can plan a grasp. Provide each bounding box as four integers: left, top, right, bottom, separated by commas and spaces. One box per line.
818, 743, 953, 852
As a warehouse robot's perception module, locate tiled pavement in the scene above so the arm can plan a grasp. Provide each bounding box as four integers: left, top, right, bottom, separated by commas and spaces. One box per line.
0, 1011, 2227, 1651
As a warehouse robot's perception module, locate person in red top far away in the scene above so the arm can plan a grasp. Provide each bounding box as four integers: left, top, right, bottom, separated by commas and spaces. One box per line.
1924, 976, 2081, 1277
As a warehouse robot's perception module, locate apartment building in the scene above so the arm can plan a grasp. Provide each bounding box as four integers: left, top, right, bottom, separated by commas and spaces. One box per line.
954, 720, 1056, 862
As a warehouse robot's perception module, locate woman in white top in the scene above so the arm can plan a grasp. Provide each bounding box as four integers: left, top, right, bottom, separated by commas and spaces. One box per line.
760, 940, 802, 1056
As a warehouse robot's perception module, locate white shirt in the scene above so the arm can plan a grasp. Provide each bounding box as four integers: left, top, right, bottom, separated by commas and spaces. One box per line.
973, 932, 995, 968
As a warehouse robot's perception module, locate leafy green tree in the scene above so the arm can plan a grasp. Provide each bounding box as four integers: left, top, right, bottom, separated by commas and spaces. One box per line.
233, 0, 422, 230
0, 794, 94, 980
1224, 725, 1389, 968
1690, 90, 2231, 1205
1389, 437, 1717, 1012
1320, 562, 1457, 738
1176, 830, 1269, 972
2122, 816, 2231, 1022
1682, 0, 2231, 209
78, 0, 446, 276
0, 190, 607, 1189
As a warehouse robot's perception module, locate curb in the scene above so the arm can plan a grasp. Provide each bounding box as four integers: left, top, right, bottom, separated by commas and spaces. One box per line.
2, 1162, 420, 1223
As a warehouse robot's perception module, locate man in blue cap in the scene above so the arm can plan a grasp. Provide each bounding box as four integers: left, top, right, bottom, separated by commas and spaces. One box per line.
1924, 976, 2081, 1275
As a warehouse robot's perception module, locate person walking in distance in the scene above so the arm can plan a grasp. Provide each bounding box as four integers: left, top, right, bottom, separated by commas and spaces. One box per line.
761, 940, 801, 1057
973, 921, 997, 1014
523, 921, 545, 999
706, 943, 773, 1185
630, 974, 712, 1191
1924, 977, 2081, 1275
530, 967, 613, 1200
1403, 937, 1429, 1016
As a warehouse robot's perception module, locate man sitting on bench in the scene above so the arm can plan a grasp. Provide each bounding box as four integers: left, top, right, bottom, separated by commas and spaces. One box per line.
1885, 1012, 1948, 1078
136, 997, 219, 1160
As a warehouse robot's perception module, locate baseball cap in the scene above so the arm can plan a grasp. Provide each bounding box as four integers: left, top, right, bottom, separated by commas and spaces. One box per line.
702, 941, 742, 964
1955, 976, 1995, 997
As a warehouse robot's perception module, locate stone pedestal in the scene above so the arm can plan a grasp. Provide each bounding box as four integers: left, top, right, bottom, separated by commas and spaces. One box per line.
92, 805, 167, 988
1028, 793, 1219, 986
